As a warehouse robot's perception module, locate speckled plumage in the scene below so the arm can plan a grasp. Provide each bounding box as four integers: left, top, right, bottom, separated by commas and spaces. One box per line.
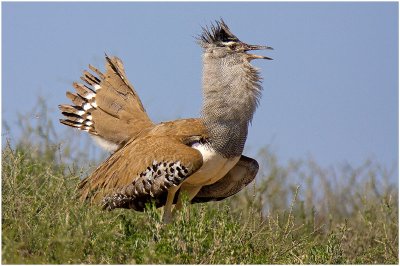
200, 20, 263, 158
102, 159, 191, 211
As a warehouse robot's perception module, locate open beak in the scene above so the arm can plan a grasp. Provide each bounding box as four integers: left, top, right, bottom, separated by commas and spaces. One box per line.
243, 43, 273, 60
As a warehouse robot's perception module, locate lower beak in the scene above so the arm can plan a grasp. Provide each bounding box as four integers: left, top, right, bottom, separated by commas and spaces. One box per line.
247, 54, 273, 60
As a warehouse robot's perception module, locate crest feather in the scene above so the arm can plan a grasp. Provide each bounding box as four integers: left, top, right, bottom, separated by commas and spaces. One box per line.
198, 19, 240, 46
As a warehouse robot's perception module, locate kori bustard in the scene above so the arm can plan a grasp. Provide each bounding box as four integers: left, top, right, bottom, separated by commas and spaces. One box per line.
59, 19, 272, 223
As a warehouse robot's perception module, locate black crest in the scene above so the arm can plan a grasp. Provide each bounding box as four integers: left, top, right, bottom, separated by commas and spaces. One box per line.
198, 19, 240, 46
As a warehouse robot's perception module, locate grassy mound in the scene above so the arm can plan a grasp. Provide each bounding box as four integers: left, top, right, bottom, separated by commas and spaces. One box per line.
2, 100, 398, 263
2, 143, 397, 264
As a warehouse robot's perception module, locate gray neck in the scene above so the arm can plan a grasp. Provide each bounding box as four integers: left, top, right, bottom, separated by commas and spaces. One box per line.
200, 53, 262, 158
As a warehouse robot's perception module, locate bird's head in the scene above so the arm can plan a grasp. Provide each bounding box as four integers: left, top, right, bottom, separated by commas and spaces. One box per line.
198, 19, 273, 61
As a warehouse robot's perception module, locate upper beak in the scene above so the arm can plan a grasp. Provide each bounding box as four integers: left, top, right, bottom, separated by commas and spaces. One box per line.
243, 43, 273, 60
246, 44, 274, 51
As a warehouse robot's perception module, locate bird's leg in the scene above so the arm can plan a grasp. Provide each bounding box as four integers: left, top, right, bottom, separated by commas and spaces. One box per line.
162, 185, 181, 224
173, 185, 202, 215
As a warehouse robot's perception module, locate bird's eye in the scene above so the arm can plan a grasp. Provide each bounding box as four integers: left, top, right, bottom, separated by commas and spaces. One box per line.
219, 41, 239, 50
223, 41, 238, 50
228, 43, 238, 50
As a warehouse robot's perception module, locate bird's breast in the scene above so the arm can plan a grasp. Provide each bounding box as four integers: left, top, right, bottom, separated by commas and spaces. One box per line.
183, 142, 240, 186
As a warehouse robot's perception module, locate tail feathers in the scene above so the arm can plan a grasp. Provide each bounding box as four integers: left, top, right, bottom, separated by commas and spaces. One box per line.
89, 64, 105, 80
81, 70, 101, 88
59, 55, 154, 152
59, 103, 96, 134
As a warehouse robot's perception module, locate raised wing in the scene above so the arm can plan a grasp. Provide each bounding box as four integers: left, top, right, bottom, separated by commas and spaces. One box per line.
191, 155, 259, 203
59, 55, 154, 151
78, 135, 203, 211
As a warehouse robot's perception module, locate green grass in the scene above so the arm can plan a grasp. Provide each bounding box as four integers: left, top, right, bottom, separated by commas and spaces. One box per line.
2, 143, 398, 264
2, 102, 398, 263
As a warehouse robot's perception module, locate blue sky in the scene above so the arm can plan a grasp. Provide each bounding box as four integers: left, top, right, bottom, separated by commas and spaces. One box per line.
3, 2, 398, 180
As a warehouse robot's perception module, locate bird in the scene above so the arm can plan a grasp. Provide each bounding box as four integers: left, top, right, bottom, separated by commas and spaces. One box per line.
59, 19, 272, 223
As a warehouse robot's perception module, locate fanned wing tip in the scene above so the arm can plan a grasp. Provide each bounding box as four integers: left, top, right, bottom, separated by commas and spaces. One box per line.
59, 100, 96, 133
60, 53, 154, 153
60, 118, 96, 134
58, 104, 83, 114
104, 54, 126, 79
81, 71, 100, 87
60, 119, 80, 128
59, 61, 102, 133
72, 82, 96, 97
66, 91, 86, 106
89, 64, 105, 80
83, 70, 101, 84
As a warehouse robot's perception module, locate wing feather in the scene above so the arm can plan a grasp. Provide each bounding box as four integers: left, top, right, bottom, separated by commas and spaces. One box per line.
79, 135, 203, 211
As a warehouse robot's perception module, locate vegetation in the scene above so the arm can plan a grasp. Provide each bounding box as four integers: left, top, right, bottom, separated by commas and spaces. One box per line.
2, 101, 398, 264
